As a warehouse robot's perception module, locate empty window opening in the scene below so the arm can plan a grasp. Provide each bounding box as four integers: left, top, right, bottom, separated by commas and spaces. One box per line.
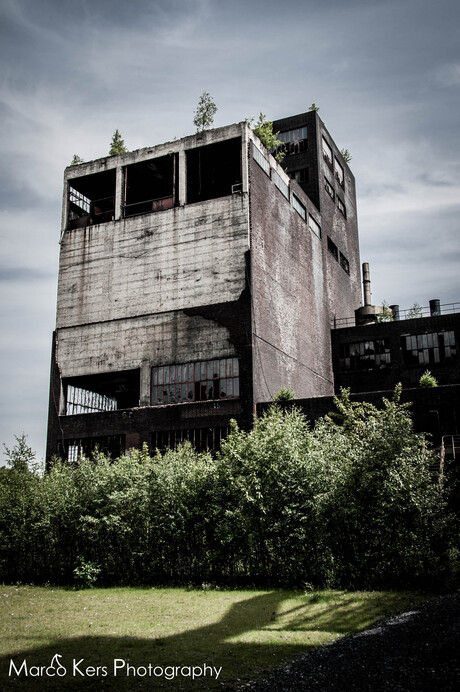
151, 358, 239, 406
340, 339, 391, 371
309, 214, 322, 239
187, 137, 242, 204
322, 137, 333, 168
151, 426, 229, 454
62, 435, 126, 462
324, 176, 335, 200
290, 168, 309, 184
64, 369, 140, 414
335, 157, 345, 188
124, 153, 178, 218
337, 197, 346, 217
340, 252, 350, 274
68, 169, 116, 230
292, 194, 306, 221
401, 331, 457, 366
327, 236, 339, 261
272, 169, 289, 199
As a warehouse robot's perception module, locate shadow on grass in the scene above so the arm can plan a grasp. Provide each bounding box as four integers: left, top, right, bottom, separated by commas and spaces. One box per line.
0, 590, 420, 691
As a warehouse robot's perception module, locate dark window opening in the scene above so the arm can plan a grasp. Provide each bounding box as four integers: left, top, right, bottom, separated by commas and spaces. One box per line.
186, 137, 242, 204
340, 339, 391, 371
68, 169, 116, 230
151, 357, 239, 405
289, 168, 309, 184
62, 435, 125, 463
64, 369, 140, 414
322, 137, 333, 169
327, 236, 339, 261
324, 176, 335, 200
335, 158, 345, 188
151, 426, 229, 454
401, 331, 457, 366
124, 153, 178, 218
337, 197, 347, 218
340, 252, 350, 274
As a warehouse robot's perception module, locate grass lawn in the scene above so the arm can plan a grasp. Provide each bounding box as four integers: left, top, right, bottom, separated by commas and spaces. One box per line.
0, 586, 429, 691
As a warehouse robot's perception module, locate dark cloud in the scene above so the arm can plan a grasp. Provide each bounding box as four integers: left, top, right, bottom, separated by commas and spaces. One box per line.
0, 267, 55, 282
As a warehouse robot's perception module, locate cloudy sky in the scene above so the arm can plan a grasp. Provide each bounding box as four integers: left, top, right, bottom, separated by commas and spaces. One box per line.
1, 0, 459, 460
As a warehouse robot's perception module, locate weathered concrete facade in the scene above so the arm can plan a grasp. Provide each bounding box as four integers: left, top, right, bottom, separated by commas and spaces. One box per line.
47, 116, 362, 461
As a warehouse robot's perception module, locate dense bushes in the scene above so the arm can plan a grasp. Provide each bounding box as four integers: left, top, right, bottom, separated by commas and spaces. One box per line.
0, 389, 454, 588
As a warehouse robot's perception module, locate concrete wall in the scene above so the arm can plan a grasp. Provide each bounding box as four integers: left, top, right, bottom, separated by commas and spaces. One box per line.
249, 140, 335, 400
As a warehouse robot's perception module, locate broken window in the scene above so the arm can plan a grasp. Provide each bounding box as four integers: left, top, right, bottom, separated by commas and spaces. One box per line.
292, 194, 306, 221
186, 137, 242, 204
123, 153, 178, 217
337, 197, 346, 217
322, 137, 333, 168
151, 426, 230, 454
63, 435, 126, 462
340, 339, 391, 371
276, 127, 308, 155
327, 236, 339, 261
64, 369, 140, 414
308, 214, 322, 239
335, 157, 345, 188
340, 252, 350, 274
151, 357, 239, 406
324, 176, 335, 200
272, 169, 289, 199
68, 169, 116, 230
401, 331, 457, 366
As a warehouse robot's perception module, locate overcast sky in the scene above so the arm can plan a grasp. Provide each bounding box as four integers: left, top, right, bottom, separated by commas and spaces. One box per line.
1, 0, 459, 461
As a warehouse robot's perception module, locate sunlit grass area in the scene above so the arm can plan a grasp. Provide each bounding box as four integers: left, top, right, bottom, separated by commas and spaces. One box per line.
0, 586, 429, 690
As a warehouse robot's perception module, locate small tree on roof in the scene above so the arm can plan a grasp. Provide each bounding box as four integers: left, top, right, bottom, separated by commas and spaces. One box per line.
252, 113, 285, 162
193, 92, 217, 132
109, 129, 128, 156
70, 154, 84, 166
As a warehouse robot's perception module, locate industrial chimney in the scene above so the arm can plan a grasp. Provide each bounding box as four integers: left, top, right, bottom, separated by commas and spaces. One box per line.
354, 263, 382, 326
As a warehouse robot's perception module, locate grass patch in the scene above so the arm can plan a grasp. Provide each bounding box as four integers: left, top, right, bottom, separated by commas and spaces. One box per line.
0, 586, 429, 690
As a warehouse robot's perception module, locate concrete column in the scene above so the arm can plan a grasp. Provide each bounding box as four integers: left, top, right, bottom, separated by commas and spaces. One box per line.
178, 147, 186, 205
115, 166, 124, 220
241, 124, 249, 194
139, 360, 151, 407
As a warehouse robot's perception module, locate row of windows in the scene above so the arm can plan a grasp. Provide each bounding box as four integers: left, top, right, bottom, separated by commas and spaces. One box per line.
327, 237, 350, 274
401, 331, 456, 366
340, 331, 457, 371
253, 144, 321, 241
151, 357, 239, 406
324, 175, 346, 216
322, 137, 345, 188
64, 426, 229, 461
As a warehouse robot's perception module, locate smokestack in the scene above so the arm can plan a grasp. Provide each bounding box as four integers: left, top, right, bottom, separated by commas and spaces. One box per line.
390, 305, 400, 321
362, 262, 372, 306
354, 262, 381, 325
429, 299, 441, 316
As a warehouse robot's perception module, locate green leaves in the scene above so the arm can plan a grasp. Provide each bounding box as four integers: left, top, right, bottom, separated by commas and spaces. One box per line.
0, 392, 452, 589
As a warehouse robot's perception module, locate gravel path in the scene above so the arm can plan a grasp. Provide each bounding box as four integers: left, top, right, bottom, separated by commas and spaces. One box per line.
239, 593, 459, 691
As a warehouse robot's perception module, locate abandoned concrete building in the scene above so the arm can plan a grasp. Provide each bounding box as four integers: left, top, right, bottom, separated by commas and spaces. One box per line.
46, 110, 459, 462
